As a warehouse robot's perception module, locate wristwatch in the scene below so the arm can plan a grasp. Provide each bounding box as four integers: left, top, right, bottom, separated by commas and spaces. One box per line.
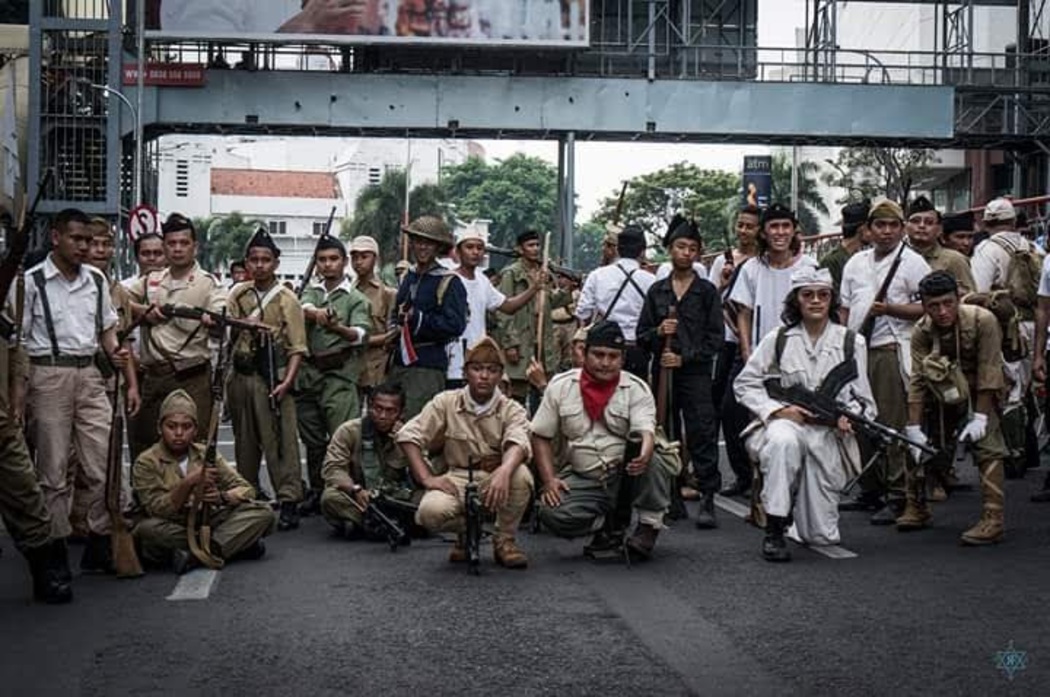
350, 484, 363, 495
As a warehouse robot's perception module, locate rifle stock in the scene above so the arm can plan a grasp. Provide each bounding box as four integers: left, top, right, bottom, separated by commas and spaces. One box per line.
106, 368, 144, 579
656, 306, 676, 432
533, 232, 552, 363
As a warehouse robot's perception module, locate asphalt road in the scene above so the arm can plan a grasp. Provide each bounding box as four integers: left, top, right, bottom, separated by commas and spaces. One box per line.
2, 427, 1049, 695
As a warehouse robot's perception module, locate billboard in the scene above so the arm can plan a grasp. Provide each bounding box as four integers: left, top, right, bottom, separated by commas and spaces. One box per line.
146, 1, 590, 48
741, 155, 772, 209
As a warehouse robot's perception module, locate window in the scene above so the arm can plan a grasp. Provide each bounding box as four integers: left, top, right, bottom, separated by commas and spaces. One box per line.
368, 167, 382, 185
268, 221, 287, 236
312, 221, 328, 236
175, 160, 189, 197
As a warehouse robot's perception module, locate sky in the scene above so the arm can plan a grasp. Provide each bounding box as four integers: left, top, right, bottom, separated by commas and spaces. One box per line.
481, 0, 808, 220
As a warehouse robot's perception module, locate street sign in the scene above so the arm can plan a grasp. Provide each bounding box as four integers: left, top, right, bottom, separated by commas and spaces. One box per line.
127, 204, 160, 241
122, 63, 206, 87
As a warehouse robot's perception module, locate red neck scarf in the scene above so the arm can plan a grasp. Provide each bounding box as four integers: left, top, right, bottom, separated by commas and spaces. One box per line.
580, 370, 619, 422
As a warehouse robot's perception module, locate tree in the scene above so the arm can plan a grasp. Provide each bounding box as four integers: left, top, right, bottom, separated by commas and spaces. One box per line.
195, 212, 265, 272
822, 147, 937, 206
442, 154, 559, 250
572, 221, 606, 272
590, 162, 739, 251
344, 169, 449, 255
769, 152, 830, 235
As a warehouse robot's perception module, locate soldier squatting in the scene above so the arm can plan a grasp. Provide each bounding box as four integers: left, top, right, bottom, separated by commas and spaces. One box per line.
1, 193, 1049, 603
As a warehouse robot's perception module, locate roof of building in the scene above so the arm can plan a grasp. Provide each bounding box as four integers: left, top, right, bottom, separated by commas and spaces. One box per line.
211, 168, 341, 199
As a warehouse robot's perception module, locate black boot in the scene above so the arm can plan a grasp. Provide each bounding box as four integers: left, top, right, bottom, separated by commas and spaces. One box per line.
869, 498, 904, 526
23, 540, 74, 604
694, 493, 719, 529
762, 515, 792, 563
277, 501, 300, 531
171, 549, 200, 575
1032, 471, 1050, 502
80, 533, 114, 574
298, 489, 321, 517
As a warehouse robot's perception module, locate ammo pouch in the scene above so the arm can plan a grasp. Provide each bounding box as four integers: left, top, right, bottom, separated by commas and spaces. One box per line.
920, 354, 970, 406
309, 346, 352, 372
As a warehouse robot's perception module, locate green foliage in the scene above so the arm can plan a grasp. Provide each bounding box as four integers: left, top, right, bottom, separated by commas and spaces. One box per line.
572, 221, 606, 272
769, 152, 829, 235
442, 154, 559, 250
590, 162, 738, 251
344, 169, 449, 256
195, 212, 265, 272
822, 148, 936, 206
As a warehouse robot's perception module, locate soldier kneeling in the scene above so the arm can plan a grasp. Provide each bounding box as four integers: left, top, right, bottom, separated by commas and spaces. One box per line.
132, 390, 276, 573
904, 271, 1008, 545
320, 382, 421, 541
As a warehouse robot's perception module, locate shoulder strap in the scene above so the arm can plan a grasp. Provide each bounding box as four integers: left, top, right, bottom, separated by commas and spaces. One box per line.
436, 274, 454, 306
843, 328, 855, 362
32, 269, 60, 358
91, 271, 103, 337
249, 284, 285, 320
605, 265, 642, 318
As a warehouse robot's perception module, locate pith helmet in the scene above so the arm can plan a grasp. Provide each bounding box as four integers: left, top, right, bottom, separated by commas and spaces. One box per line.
402, 215, 453, 253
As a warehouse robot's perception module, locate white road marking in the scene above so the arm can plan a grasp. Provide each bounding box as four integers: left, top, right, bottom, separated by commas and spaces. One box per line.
166, 569, 220, 601
713, 494, 859, 560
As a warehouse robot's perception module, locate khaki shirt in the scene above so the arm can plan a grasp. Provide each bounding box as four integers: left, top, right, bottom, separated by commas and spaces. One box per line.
908, 304, 1005, 404
228, 281, 308, 363
353, 276, 397, 388
396, 388, 532, 468
132, 442, 254, 523
321, 417, 408, 492
531, 368, 656, 477
129, 263, 226, 367
918, 243, 976, 295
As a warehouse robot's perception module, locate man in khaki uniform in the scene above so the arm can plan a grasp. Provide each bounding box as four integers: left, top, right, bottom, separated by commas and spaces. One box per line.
128, 213, 226, 460
905, 196, 976, 294
349, 235, 397, 400
320, 382, 419, 537
0, 331, 73, 603
903, 271, 1007, 545
397, 337, 533, 568
296, 235, 371, 515
227, 228, 308, 531
532, 321, 668, 561
132, 390, 275, 573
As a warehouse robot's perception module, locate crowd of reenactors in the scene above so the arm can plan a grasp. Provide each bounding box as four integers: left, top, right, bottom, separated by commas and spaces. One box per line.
2, 190, 1049, 604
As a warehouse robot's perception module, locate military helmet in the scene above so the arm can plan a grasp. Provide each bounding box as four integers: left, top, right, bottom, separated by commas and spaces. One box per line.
402, 215, 453, 253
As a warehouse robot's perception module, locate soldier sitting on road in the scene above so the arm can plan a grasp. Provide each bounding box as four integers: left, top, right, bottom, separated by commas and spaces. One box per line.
904, 271, 1008, 545
132, 390, 276, 574
320, 382, 422, 539
396, 337, 534, 569
531, 320, 672, 562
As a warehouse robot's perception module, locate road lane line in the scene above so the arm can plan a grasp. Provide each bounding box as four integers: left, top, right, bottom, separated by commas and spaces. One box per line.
166, 569, 220, 601
714, 494, 858, 559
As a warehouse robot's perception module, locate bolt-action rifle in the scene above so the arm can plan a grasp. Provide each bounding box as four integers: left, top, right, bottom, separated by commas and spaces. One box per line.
349, 492, 411, 552
484, 245, 582, 283
296, 206, 337, 298
464, 459, 483, 575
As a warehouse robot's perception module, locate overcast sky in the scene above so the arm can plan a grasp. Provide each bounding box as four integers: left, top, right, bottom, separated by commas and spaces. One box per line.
482, 0, 808, 220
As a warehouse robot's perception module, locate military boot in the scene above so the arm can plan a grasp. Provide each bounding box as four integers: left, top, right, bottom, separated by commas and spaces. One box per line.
869, 498, 904, 525
448, 535, 468, 563
277, 501, 300, 531
583, 529, 622, 557
23, 540, 73, 604
694, 492, 719, 529
961, 460, 1005, 546
80, 533, 114, 574
761, 515, 791, 563
625, 523, 660, 560
492, 535, 528, 569
896, 472, 931, 532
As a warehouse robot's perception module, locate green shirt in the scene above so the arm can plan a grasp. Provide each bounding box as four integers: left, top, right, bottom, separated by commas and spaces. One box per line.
819, 244, 852, 294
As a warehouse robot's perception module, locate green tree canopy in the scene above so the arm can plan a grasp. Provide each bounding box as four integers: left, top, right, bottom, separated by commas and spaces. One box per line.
572, 221, 606, 272
590, 162, 739, 251
442, 154, 559, 250
195, 212, 265, 272
344, 169, 449, 255
822, 147, 936, 206
769, 152, 829, 235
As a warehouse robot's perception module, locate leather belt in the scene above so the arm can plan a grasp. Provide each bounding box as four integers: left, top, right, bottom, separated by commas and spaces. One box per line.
869, 343, 899, 351
142, 360, 209, 378
29, 354, 94, 368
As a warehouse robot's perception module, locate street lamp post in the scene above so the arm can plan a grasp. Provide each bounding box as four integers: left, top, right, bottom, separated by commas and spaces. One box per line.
77, 78, 142, 207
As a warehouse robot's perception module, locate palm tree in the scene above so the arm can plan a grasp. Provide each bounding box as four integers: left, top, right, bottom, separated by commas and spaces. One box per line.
195, 212, 265, 272
770, 152, 830, 235
344, 169, 449, 255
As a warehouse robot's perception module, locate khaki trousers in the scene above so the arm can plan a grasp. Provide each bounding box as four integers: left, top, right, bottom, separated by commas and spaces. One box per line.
134, 502, 275, 564
26, 364, 112, 539
0, 408, 52, 549
863, 347, 908, 499
415, 466, 533, 536
228, 372, 303, 503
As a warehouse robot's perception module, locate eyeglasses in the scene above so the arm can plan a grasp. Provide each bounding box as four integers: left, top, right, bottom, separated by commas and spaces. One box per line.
799, 289, 832, 301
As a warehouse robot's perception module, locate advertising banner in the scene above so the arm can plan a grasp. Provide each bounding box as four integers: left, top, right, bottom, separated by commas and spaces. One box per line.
146, 1, 590, 48
122, 63, 206, 87
741, 155, 773, 209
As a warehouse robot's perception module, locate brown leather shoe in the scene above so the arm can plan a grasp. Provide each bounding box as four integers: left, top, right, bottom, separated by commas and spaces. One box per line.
626, 523, 659, 560
448, 536, 467, 563
492, 536, 528, 569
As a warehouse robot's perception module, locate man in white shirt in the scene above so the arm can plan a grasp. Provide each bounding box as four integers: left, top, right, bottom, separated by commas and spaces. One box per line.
576, 224, 655, 378
18, 209, 140, 574
447, 227, 540, 387
839, 198, 931, 524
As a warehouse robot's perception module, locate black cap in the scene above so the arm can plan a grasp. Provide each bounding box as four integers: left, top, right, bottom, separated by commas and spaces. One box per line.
941, 211, 975, 234
761, 203, 796, 227
516, 229, 540, 245
919, 270, 959, 298
841, 200, 870, 237
316, 235, 346, 257
906, 195, 940, 220
585, 320, 626, 350
664, 214, 702, 247
245, 227, 281, 258
162, 212, 195, 236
